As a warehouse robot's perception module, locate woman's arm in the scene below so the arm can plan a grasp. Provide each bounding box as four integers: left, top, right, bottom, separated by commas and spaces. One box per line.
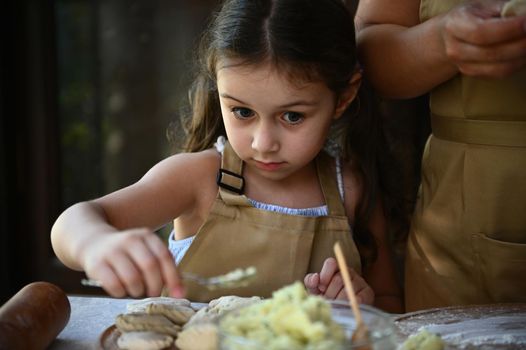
356, 0, 455, 98
356, 0, 526, 98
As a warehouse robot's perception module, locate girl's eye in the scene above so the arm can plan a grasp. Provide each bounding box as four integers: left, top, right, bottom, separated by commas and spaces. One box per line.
232, 107, 254, 119
282, 112, 304, 125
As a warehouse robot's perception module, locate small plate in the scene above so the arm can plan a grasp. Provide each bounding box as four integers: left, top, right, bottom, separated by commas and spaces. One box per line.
98, 301, 207, 350
99, 325, 120, 350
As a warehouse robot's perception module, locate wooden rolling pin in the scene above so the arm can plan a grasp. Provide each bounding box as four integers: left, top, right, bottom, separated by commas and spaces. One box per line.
0, 281, 71, 350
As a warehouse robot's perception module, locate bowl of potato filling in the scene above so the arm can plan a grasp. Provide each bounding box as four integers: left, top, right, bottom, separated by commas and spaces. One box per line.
218, 282, 397, 350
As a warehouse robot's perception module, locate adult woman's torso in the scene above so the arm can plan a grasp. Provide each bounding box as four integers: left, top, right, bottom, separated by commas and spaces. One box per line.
405, 0, 526, 311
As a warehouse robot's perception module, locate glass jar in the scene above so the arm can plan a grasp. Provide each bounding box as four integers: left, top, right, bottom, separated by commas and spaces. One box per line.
331, 301, 398, 349
218, 300, 398, 350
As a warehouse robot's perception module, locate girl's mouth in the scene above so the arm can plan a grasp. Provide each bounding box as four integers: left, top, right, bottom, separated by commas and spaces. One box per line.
254, 160, 285, 171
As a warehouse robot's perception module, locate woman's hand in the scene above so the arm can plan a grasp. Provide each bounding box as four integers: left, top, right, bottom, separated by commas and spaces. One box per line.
80, 228, 184, 298
304, 257, 374, 305
440, 0, 526, 78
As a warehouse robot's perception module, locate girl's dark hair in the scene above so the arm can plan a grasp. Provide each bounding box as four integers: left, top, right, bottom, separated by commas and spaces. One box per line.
175, 0, 409, 268
182, 0, 357, 151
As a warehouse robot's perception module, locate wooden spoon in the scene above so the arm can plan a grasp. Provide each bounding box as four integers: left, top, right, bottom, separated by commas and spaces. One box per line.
334, 242, 372, 349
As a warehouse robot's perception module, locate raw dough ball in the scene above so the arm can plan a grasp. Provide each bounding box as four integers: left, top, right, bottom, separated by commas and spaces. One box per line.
117, 331, 173, 350
501, 0, 526, 17
176, 323, 218, 350
400, 329, 445, 350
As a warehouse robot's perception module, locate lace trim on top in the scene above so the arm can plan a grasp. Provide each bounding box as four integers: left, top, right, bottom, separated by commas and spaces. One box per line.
247, 199, 328, 216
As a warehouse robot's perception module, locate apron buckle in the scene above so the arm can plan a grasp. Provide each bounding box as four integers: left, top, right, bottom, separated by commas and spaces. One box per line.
216, 168, 245, 195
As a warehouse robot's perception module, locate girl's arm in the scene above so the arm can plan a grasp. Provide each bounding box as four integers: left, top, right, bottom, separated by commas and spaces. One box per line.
361, 195, 404, 313
342, 162, 404, 313
51, 201, 184, 298
356, 0, 526, 98
304, 160, 402, 312
51, 150, 219, 298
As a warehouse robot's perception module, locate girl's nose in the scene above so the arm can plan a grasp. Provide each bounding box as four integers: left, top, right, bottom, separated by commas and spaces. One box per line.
251, 122, 279, 153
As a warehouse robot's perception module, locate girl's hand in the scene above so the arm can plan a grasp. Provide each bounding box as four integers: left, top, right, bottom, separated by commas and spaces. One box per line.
80, 228, 184, 298
440, 0, 526, 78
304, 257, 374, 305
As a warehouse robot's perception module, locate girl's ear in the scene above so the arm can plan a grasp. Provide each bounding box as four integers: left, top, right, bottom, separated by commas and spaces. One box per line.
334, 69, 362, 120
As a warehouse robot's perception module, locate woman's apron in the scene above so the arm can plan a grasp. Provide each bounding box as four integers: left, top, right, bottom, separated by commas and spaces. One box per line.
177, 142, 361, 302
405, 0, 526, 311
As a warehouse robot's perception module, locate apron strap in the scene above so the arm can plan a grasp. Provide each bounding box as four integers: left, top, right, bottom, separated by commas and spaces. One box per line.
217, 141, 252, 206
316, 152, 346, 217
216, 141, 347, 214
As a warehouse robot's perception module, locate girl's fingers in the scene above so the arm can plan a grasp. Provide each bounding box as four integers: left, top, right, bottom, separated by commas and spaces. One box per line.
323, 273, 345, 299
82, 229, 181, 298
88, 264, 126, 298
304, 273, 321, 295
318, 257, 339, 292
128, 237, 165, 297
335, 287, 348, 300
144, 235, 184, 298
356, 286, 375, 305
110, 252, 145, 298
348, 268, 375, 305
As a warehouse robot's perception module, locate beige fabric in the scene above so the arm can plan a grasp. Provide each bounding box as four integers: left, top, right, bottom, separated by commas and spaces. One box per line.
177, 142, 361, 302
405, 0, 526, 311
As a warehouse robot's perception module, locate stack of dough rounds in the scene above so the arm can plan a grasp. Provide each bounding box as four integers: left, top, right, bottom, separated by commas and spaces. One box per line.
114, 295, 261, 350
117, 331, 174, 350
115, 297, 197, 350
176, 295, 262, 350
501, 0, 526, 17
116, 313, 181, 336
127, 297, 196, 325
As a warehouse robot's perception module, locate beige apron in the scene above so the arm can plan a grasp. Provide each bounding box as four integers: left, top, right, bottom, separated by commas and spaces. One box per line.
177, 142, 361, 302
406, 0, 526, 311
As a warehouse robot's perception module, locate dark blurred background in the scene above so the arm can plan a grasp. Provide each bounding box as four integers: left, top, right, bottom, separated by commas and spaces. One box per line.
1, 0, 222, 302
0, 0, 428, 304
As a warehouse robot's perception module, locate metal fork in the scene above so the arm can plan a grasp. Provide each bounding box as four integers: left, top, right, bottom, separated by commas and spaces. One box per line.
81, 266, 257, 291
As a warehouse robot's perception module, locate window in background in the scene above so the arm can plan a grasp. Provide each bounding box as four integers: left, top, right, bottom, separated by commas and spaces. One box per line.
55, 0, 217, 236
50, 0, 218, 293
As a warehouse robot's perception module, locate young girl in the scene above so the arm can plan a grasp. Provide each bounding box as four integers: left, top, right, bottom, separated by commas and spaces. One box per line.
51, 0, 403, 313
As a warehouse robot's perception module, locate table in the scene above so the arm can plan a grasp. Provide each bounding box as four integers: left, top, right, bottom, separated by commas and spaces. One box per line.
49, 295, 131, 350
49, 296, 526, 350
394, 303, 526, 349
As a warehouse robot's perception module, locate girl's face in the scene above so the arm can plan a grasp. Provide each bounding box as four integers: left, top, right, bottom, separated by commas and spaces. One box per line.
217, 61, 356, 182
